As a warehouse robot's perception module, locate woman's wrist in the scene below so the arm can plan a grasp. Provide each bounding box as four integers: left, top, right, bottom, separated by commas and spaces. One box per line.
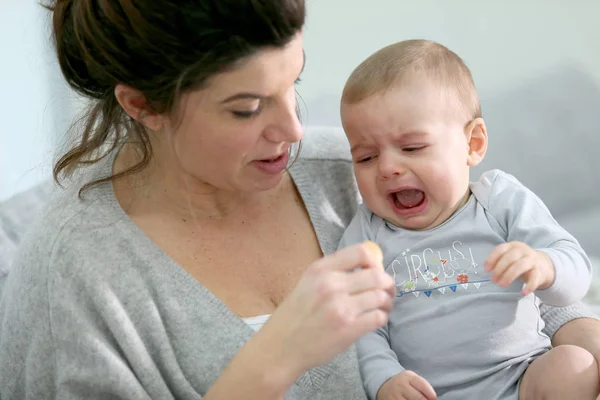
244, 327, 303, 390
205, 323, 302, 399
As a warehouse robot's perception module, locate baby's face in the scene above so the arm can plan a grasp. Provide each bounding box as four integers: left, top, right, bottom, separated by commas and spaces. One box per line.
341, 80, 474, 230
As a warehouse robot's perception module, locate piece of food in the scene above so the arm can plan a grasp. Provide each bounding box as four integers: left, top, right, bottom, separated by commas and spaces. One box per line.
364, 241, 383, 263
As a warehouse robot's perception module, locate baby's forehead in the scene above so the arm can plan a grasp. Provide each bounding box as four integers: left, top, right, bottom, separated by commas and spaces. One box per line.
408, 83, 479, 125
342, 93, 469, 142
382, 78, 473, 118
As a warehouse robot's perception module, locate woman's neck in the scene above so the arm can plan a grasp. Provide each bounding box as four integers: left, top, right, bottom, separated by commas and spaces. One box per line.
112, 143, 286, 222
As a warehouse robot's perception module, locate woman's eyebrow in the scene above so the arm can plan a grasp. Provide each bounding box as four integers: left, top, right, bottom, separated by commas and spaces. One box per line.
221, 50, 305, 104
220, 92, 266, 104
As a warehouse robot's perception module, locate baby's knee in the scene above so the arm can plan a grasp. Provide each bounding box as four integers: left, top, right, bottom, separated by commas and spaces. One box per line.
552, 345, 599, 395
521, 345, 599, 400
552, 345, 596, 371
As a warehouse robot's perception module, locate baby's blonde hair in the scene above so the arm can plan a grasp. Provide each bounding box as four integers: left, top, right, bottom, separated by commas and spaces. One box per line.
342, 39, 481, 120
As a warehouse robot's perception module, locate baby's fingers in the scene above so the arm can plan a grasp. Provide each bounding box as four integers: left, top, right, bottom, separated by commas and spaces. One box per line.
489, 250, 526, 283
409, 374, 437, 400
522, 267, 542, 296
485, 243, 513, 271
496, 257, 533, 288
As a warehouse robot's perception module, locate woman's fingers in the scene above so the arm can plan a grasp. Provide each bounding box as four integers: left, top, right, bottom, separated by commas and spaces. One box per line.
262, 242, 396, 373
327, 242, 384, 272
330, 241, 396, 298
346, 266, 395, 295
355, 308, 390, 334
351, 289, 393, 315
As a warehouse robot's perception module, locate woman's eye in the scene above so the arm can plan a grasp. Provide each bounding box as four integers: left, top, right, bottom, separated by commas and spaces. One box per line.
232, 108, 260, 119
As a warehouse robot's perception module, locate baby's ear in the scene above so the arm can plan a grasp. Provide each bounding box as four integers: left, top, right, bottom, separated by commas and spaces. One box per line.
465, 118, 488, 167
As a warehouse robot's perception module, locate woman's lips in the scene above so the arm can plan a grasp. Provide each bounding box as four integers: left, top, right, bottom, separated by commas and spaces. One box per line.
253, 151, 290, 174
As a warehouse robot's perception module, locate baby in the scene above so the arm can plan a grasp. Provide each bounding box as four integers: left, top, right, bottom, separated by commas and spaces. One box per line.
338, 39, 599, 400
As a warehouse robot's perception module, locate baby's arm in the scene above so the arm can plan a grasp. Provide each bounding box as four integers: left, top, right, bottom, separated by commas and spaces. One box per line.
480, 170, 592, 306
357, 326, 406, 399
338, 207, 433, 399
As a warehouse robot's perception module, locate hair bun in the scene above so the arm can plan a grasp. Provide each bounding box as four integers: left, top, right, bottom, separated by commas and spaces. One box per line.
47, 0, 114, 99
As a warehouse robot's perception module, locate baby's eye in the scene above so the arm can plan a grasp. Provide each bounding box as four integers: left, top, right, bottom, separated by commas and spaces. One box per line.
356, 155, 376, 163
403, 146, 426, 152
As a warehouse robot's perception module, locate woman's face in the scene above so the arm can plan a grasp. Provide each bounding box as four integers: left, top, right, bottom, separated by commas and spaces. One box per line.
157, 33, 305, 194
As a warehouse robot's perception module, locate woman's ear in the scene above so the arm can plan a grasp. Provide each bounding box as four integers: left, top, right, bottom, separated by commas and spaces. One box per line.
465, 117, 488, 167
114, 84, 163, 131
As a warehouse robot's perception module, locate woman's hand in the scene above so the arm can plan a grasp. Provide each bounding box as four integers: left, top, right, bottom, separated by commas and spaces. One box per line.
259, 241, 396, 381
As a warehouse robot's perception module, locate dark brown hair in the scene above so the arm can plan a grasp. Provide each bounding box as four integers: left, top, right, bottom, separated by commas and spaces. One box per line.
45, 0, 305, 194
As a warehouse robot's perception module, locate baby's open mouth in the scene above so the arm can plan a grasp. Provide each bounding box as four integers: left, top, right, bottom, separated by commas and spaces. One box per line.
391, 189, 425, 209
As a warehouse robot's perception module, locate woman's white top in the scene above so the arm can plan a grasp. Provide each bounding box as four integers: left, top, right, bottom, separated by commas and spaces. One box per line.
242, 314, 271, 332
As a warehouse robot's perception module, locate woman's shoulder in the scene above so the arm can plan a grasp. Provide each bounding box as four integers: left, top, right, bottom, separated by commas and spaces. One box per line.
291, 126, 362, 254
294, 126, 357, 192
7, 176, 128, 286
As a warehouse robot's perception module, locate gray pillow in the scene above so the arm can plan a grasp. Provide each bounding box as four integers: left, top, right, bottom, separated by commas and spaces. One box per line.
472, 65, 600, 258
0, 181, 53, 294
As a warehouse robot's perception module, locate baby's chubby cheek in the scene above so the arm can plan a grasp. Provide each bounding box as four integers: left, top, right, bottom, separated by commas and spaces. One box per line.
359, 183, 386, 210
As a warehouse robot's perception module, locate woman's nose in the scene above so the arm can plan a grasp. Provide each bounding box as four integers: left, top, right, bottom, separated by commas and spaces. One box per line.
264, 90, 303, 143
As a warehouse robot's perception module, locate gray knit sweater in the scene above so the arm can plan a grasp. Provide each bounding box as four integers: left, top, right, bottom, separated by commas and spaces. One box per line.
0, 127, 595, 399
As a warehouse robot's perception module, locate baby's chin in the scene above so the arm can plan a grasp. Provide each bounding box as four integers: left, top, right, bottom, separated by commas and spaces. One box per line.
369, 198, 437, 231
370, 206, 431, 231
386, 215, 440, 231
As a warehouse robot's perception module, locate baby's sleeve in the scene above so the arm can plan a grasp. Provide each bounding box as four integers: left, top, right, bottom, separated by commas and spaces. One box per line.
476, 169, 592, 306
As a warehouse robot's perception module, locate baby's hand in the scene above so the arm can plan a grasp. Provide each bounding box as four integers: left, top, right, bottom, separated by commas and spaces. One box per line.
377, 370, 437, 400
485, 241, 555, 295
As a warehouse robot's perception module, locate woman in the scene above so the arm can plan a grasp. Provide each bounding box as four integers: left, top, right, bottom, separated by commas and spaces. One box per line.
0, 1, 598, 399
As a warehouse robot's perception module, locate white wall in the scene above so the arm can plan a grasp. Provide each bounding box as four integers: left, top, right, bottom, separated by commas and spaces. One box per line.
0, 0, 80, 201
2, 0, 600, 201
300, 0, 600, 126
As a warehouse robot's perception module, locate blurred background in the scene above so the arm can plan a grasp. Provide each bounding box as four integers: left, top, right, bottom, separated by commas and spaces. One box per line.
1, 1, 598, 305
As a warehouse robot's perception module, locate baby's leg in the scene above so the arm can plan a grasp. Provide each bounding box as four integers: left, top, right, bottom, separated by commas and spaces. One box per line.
519, 345, 599, 400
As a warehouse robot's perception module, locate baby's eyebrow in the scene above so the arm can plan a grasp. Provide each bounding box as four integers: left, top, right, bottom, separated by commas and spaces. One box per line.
395, 131, 430, 143
350, 144, 362, 153
350, 142, 373, 153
